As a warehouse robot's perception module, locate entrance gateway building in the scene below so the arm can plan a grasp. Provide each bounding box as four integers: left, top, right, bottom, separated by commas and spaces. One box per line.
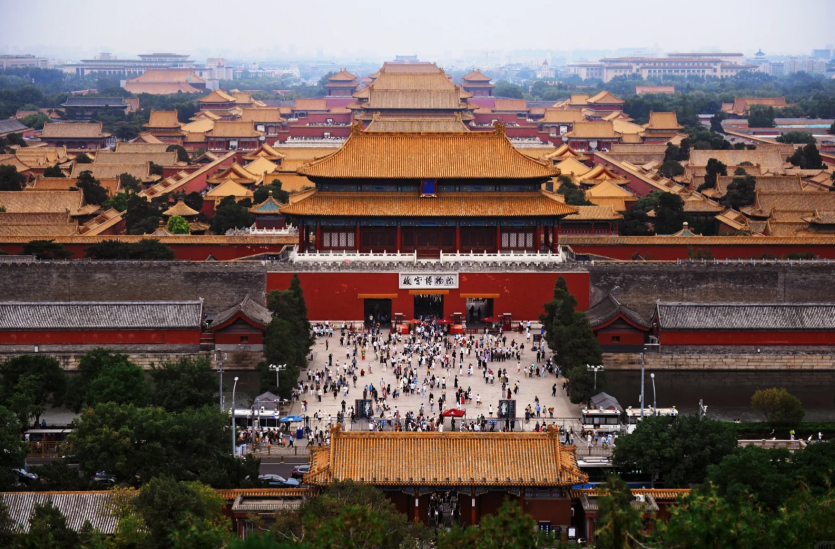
269, 122, 591, 320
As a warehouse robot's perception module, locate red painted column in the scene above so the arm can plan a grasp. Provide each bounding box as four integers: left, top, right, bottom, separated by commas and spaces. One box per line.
396, 226, 402, 252
298, 223, 305, 250
414, 496, 420, 522
355, 226, 361, 252
471, 493, 477, 526
496, 226, 501, 252
315, 224, 322, 251
455, 226, 461, 252
553, 224, 560, 253
535, 225, 541, 252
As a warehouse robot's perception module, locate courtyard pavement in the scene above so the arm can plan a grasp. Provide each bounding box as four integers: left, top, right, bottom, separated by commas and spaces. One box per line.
283, 328, 583, 432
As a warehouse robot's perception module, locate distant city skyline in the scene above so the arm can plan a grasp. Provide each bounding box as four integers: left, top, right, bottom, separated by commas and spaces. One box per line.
2, 0, 833, 65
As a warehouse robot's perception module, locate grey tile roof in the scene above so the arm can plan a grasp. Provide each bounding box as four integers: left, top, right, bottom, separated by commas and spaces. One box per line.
1, 492, 119, 533
0, 301, 203, 330
210, 294, 271, 329
585, 294, 650, 329
655, 302, 835, 330
0, 118, 27, 134
61, 97, 127, 108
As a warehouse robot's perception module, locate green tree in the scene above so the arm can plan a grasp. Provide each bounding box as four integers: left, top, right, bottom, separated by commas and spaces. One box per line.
167, 214, 190, 234
253, 179, 290, 204
124, 192, 164, 234
0, 354, 66, 425
127, 238, 175, 259
166, 144, 190, 163
7, 374, 48, 428
555, 175, 592, 205
788, 142, 824, 169
37, 460, 94, 491
75, 170, 109, 205
42, 165, 65, 177
210, 195, 255, 234
15, 501, 80, 549
710, 112, 727, 133
184, 190, 204, 213
0, 165, 26, 191
20, 112, 50, 130
0, 405, 27, 490
69, 402, 260, 487
151, 356, 218, 413
704, 445, 795, 510
120, 477, 231, 549
438, 500, 545, 549
119, 173, 142, 193
0, 499, 17, 547
776, 131, 817, 145
21, 239, 73, 259
67, 348, 129, 413
720, 171, 757, 210
658, 160, 684, 178
747, 104, 775, 128
653, 191, 686, 234
75, 153, 92, 164
594, 476, 642, 549
751, 387, 805, 427
149, 161, 164, 176
696, 158, 727, 192
613, 415, 737, 487
494, 80, 524, 99
85, 360, 150, 408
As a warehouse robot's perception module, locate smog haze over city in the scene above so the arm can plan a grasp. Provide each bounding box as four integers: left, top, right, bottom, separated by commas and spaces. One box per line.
2, 0, 834, 63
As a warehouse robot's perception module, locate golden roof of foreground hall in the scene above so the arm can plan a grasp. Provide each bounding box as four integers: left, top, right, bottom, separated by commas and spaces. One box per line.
304, 426, 586, 487
205, 121, 262, 138
14, 146, 70, 167
94, 151, 178, 166
644, 111, 683, 131
587, 91, 625, 105
0, 212, 78, 237
163, 200, 199, 217
198, 89, 236, 103
0, 190, 90, 215
27, 177, 120, 196
281, 190, 577, 218
564, 121, 619, 139
299, 125, 558, 180
565, 205, 623, 221
365, 114, 469, 133
687, 149, 788, 169
41, 122, 109, 139
143, 110, 181, 129
539, 109, 587, 124
115, 142, 170, 153
71, 163, 152, 181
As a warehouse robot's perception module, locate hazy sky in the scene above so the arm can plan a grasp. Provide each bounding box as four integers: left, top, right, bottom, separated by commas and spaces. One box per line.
2, 0, 833, 63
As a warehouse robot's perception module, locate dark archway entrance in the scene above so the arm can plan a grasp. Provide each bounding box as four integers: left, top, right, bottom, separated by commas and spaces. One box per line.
413, 294, 444, 320
364, 299, 392, 326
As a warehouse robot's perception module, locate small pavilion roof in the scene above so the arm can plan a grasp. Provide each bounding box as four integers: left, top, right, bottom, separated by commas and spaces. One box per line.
462, 69, 492, 82
539, 109, 587, 124
244, 156, 279, 177
198, 89, 236, 103
242, 143, 285, 161
211, 293, 272, 329
163, 200, 199, 217
586, 293, 650, 329
206, 179, 254, 199
249, 191, 285, 214
143, 110, 182, 129
207, 163, 259, 185
205, 121, 262, 138
586, 91, 625, 105
563, 121, 619, 139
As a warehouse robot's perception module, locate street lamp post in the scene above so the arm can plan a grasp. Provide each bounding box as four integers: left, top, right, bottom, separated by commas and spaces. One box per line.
640, 351, 645, 418
650, 373, 657, 415
231, 377, 239, 456
269, 364, 287, 390
587, 364, 604, 393
217, 352, 224, 412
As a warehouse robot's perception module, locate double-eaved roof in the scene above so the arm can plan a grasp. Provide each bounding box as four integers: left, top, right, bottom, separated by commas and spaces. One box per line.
655, 302, 835, 331
0, 301, 204, 330
305, 425, 587, 487
298, 126, 559, 179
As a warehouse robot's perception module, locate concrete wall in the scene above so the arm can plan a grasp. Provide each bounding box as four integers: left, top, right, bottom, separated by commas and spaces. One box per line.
604, 352, 835, 371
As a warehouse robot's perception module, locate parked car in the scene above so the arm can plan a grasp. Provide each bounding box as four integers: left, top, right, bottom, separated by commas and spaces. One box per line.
290, 465, 310, 479
92, 471, 116, 487
12, 468, 38, 485
258, 474, 300, 488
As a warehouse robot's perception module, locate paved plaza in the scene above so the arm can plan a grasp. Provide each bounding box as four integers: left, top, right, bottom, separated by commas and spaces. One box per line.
284, 327, 583, 432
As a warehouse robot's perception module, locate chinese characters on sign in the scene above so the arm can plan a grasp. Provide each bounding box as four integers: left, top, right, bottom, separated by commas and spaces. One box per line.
399, 273, 459, 290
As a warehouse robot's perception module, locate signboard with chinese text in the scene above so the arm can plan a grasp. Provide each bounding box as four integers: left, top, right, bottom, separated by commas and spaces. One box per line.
399, 273, 458, 290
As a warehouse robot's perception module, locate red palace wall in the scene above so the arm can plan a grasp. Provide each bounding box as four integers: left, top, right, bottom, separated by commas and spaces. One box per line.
0, 242, 286, 261
267, 271, 590, 321
660, 330, 835, 346
566, 242, 835, 260
0, 329, 201, 345
597, 330, 645, 346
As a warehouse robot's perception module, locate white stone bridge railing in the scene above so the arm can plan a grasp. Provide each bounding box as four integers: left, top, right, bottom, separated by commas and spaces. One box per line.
289, 248, 567, 265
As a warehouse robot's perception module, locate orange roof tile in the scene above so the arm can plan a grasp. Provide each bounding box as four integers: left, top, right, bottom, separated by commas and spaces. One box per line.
365, 115, 469, 133
539, 109, 586, 124
206, 179, 254, 200
586, 91, 625, 105
42, 122, 108, 139
205, 121, 262, 138
462, 69, 493, 82
123, 82, 201, 95
239, 108, 286, 123
645, 111, 683, 131
304, 426, 586, 487
564, 121, 618, 139
566, 205, 622, 221
198, 90, 236, 103
281, 190, 577, 217
299, 126, 558, 180
143, 110, 181, 129
294, 99, 329, 111
130, 69, 206, 83
493, 99, 528, 111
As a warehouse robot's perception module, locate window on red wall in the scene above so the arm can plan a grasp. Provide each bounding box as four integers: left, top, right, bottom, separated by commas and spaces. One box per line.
501, 229, 535, 250
322, 229, 356, 249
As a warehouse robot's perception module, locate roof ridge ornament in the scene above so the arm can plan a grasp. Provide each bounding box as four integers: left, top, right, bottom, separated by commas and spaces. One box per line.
351, 121, 363, 136
493, 121, 506, 136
